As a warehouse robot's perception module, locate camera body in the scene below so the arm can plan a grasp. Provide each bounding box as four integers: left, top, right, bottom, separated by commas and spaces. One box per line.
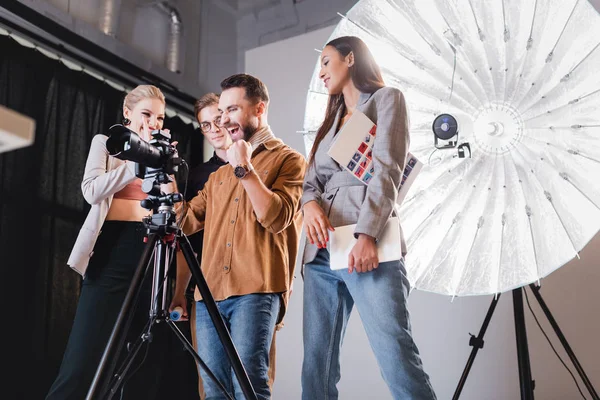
106, 124, 181, 180
135, 128, 181, 194
106, 124, 182, 211
143, 128, 180, 175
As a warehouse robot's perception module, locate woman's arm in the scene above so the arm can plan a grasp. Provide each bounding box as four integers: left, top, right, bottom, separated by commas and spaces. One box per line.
301, 160, 325, 209
354, 87, 409, 240
302, 158, 336, 247
81, 134, 138, 205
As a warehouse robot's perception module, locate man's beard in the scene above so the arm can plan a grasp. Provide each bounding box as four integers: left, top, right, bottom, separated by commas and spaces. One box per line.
241, 120, 258, 141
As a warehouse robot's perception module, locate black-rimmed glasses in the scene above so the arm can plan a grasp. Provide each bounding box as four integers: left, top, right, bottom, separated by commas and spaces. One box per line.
199, 116, 222, 133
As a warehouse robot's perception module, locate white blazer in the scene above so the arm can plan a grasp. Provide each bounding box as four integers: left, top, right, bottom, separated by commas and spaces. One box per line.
67, 134, 137, 276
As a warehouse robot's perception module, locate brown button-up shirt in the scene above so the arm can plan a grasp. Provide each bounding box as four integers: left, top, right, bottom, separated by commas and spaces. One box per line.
181, 137, 306, 328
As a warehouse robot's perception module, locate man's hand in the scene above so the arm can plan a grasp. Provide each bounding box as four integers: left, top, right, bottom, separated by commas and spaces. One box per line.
226, 140, 252, 168
169, 292, 189, 321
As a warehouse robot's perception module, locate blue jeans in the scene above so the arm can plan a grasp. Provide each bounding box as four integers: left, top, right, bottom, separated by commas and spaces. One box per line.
302, 249, 437, 400
195, 293, 280, 400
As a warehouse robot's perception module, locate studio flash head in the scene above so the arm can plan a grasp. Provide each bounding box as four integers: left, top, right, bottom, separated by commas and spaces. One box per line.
432, 113, 459, 150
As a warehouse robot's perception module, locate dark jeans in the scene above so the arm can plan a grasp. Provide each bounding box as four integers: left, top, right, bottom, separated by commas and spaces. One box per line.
46, 221, 198, 400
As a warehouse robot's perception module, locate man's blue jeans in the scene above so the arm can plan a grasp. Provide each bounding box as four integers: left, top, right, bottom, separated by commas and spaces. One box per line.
195, 293, 280, 400
302, 248, 437, 400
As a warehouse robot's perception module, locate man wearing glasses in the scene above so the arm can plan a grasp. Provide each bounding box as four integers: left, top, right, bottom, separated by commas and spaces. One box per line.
170, 93, 232, 398
190, 92, 232, 204
173, 93, 232, 314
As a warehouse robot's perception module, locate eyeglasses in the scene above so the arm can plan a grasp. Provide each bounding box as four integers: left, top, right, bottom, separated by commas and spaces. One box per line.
199, 116, 222, 133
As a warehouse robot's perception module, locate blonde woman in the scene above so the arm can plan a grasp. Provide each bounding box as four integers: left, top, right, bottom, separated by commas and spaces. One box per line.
46, 85, 175, 400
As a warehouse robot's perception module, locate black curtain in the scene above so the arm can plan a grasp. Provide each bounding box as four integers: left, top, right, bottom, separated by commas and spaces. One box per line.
0, 34, 201, 399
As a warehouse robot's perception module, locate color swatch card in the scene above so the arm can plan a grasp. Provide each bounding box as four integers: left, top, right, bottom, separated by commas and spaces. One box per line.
327, 110, 422, 205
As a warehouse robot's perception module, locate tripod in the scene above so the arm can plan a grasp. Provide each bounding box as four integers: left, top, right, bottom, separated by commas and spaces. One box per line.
453, 284, 599, 400
84, 191, 258, 400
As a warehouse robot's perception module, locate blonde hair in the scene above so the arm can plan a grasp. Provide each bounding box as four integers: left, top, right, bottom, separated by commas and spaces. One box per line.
123, 84, 166, 111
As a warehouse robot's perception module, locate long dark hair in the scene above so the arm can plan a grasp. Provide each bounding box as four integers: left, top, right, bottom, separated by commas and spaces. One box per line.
308, 36, 385, 164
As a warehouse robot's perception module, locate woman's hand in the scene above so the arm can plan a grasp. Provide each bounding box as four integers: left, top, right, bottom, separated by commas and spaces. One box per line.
303, 200, 334, 248
348, 234, 379, 274
140, 118, 152, 141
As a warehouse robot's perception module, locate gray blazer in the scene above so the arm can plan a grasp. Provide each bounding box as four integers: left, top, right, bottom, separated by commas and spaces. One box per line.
301, 86, 409, 265
67, 134, 137, 276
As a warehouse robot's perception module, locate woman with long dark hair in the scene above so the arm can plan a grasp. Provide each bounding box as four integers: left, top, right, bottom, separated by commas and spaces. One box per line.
301, 36, 437, 399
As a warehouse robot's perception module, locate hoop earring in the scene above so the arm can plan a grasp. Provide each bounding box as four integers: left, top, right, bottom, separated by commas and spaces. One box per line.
123, 118, 131, 126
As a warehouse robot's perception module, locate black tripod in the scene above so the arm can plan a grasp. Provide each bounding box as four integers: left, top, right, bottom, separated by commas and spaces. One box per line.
84, 190, 258, 400
453, 284, 599, 400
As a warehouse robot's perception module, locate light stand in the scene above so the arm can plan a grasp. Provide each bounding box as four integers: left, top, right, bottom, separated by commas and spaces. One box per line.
453, 284, 599, 400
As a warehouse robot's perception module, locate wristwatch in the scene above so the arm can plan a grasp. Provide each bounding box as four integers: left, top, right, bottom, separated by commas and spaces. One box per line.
234, 163, 253, 179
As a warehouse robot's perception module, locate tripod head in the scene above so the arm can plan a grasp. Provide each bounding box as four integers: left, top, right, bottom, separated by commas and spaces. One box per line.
138, 170, 182, 237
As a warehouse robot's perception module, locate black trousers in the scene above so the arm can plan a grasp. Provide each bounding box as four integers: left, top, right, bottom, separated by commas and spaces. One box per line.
46, 221, 198, 400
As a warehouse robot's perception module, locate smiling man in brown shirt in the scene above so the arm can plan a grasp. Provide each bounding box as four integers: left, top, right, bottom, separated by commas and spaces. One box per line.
173, 74, 306, 400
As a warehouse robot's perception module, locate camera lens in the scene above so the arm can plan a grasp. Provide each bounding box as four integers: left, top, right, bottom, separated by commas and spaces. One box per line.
106, 124, 163, 167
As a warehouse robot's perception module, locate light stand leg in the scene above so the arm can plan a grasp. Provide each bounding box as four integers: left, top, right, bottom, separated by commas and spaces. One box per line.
528, 284, 599, 400
513, 288, 535, 400
453, 294, 501, 400
179, 234, 258, 400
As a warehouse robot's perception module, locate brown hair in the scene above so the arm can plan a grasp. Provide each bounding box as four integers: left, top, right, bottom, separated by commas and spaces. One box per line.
220, 74, 269, 105
194, 93, 219, 121
123, 84, 165, 111
308, 36, 385, 164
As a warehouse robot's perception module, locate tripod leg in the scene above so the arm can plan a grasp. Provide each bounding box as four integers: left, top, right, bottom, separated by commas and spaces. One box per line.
453, 293, 501, 400
513, 288, 535, 400
528, 284, 599, 400
165, 319, 234, 400
86, 234, 159, 400
179, 234, 258, 400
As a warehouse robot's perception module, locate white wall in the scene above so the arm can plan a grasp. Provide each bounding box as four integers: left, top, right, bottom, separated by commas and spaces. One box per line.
245, 27, 600, 400
245, 28, 318, 154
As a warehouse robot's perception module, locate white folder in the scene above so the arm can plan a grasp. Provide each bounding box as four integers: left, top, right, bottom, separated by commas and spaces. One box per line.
329, 217, 402, 270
